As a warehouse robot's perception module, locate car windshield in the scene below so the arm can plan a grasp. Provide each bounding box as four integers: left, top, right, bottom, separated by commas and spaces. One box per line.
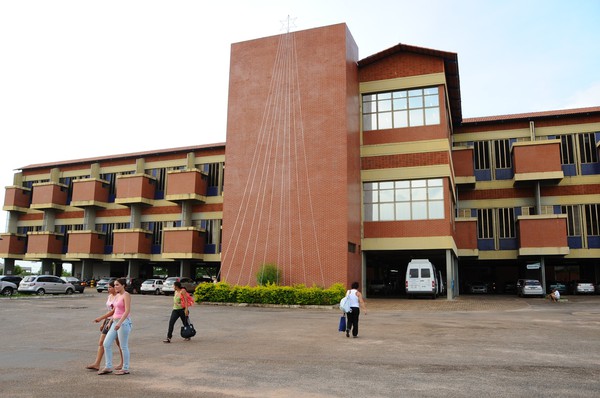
142, 280, 155, 284
23, 276, 36, 282
525, 280, 540, 286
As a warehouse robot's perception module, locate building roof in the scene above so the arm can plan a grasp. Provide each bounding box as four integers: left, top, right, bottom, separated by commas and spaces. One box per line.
18, 142, 226, 171
358, 43, 462, 126
462, 106, 600, 125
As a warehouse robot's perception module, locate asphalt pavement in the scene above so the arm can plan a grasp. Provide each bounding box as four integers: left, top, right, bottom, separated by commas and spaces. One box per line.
1, 292, 599, 397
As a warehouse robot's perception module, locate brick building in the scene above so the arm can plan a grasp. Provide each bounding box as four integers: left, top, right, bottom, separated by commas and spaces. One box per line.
2, 23, 599, 298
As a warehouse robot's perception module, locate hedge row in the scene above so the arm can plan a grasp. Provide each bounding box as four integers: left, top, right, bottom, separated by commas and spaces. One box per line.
193, 282, 347, 306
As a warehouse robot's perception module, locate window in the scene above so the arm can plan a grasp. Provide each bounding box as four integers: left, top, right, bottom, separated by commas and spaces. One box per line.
561, 205, 581, 236
363, 179, 444, 221
362, 87, 440, 131
579, 133, 598, 164
584, 204, 600, 236
474, 139, 512, 170
477, 209, 494, 239
497, 208, 515, 239
559, 133, 599, 174
421, 269, 431, 278
474, 141, 490, 170
409, 269, 419, 278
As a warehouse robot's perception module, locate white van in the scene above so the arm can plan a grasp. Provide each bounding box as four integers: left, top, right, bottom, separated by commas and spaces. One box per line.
405, 259, 438, 299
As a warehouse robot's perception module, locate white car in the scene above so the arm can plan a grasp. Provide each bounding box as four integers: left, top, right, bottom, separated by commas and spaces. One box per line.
161, 277, 197, 296
18, 275, 76, 295
140, 279, 164, 295
517, 279, 544, 297
0, 280, 18, 296
572, 281, 595, 295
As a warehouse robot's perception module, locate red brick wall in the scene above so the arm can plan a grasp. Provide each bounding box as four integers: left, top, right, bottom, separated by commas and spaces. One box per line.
513, 143, 562, 174
222, 24, 360, 287
362, 151, 449, 170
359, 52, 444, 82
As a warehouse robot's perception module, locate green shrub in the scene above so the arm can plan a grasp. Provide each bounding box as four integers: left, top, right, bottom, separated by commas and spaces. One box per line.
194, 280, 346, 306
256, 263, 280, 286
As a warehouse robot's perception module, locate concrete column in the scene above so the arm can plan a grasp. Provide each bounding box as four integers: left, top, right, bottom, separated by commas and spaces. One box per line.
446, 249, 454, 300
186, 152, 196, 169
130, 205, 141, 229
41, 260, 54, 275
43, 211, 56, 232
3, 258, 16, 275
84, 208, 96, 230
540, 256, 546, 292
182, 202, 192, 227
179, 260, 191, 278
127, 260, 140, 278
361, 251, 367, 298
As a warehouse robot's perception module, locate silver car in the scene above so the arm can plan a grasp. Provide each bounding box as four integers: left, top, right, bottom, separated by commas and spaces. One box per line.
18, 275, 76, 295
517, 279, 544, 298
141, 279, 164, 295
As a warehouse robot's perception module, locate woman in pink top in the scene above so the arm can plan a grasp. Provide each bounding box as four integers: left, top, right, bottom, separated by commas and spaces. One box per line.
98, 278, 132, 375
86, 280, 123, 371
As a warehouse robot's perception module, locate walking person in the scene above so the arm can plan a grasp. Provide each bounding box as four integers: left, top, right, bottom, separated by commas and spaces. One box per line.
86, 280, 123, 371
98, 278, 132, 375
163, 281, 193, 343
346, 281, 367, 338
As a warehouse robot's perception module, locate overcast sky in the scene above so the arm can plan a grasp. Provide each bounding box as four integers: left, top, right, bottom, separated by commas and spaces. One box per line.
1, 0, 599, 270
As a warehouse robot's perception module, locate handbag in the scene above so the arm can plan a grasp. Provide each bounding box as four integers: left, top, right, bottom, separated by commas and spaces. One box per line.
180, 316, 197, 338
339, 291, 352, 313
101, 319, 113, 334
338, 314, 346, 332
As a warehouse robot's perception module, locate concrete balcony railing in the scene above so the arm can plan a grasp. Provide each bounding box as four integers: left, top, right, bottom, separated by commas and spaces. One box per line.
162, 227, 206, 259
452, 147, 476, 186
517, 214, 569, 256
25, 232, 64, 259
0, 233, 27, 257
454, 218, 478, 256
165, 169, 208, 203
112, 229, 152, 259
115, 174, 156, 205
512, 140, 564, 183
70, 179, 110, 208
66, 230, 106, 259
30, 182, 68, 210
3, 186, 32, 211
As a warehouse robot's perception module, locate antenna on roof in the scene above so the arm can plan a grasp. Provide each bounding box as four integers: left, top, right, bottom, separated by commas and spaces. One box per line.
280, 15, 297, 33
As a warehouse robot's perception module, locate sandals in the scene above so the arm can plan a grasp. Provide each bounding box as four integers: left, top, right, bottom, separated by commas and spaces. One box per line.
85, 365, 99, 371
114, 369, 130, 375
97, 368, 113, 375
163, 338, 171, 343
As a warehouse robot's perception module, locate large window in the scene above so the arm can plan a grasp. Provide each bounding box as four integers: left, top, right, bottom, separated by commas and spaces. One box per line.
559, 133, 599, 175
362, 87, 440, 131
363, 178, 444, 221
584, 204, 600, 237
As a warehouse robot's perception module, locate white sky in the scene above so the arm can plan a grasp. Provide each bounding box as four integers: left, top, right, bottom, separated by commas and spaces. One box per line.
1, 0, 599, 270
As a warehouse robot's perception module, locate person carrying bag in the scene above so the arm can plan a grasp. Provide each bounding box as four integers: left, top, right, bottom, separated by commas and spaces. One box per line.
163, 281, 195, 343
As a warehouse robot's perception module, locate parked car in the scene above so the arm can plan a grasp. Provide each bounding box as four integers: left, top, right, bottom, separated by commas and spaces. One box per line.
571, 281, 595, 295
161, 277, 198, 296
141, 279, 164, 295
546, 281, 567, 295
368, 280, 388, 295
96, 277, 117, 292
467, 281, 489, 294
517, 279, 544, 297
0, 275, 23, 288
124, 278, 143, 294
61, 277, 86, 293
0, 280, 18, 296
18, 275, 76, 295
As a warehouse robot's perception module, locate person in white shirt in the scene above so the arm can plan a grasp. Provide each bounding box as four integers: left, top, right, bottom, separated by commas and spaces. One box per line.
345, 282, 367, 338
548, 288, 560, 302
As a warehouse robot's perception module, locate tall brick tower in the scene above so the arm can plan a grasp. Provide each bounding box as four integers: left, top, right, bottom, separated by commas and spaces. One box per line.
221, 23, 361, 287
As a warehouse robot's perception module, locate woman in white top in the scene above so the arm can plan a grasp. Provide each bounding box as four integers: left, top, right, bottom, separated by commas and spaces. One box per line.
345, 281, 367, 338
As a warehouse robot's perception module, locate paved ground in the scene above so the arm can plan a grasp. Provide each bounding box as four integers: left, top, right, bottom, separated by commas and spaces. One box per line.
1, 293, 599, 397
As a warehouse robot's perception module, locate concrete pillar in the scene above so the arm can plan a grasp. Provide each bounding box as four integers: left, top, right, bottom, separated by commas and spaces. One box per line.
127, 260, 141, 278
445, 249, 455, 300
361, 251, 367, 298
3, 258, 16, 274
130, 205, 142, 229
41, 260, 54, 275
182, 202, 192, 227
179, 260, 191, 278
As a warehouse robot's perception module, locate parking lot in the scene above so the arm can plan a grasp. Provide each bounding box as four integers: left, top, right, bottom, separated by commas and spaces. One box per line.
1, 292, 599, 397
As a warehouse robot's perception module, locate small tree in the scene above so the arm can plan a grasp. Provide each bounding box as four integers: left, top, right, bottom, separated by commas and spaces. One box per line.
256, 263, 280, 286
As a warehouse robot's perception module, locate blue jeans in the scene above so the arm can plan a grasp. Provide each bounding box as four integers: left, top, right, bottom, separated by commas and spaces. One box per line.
103, 318, 132, 371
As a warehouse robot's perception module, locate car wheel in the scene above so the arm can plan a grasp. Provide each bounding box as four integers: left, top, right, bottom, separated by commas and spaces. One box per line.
36, 288, 45, 296
66, 288, 74, 295
155, 289, 160, 295
1, 287, 14, 296
97, 289, 102, 293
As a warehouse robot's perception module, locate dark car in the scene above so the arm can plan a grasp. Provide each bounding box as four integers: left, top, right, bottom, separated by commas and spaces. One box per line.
61, 277, 86, 293
546, 281, 567, 295
467, 281, 489, 294
0, 275, 23, 288
124, 278, 143, 294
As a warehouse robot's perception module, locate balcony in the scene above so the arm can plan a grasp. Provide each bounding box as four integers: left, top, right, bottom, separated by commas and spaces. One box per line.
454, 218, 478, 257
115, 174, 156, 206
512, 140, 563, 184
112, 229, 152, 259
452, 147, 476, 186
30, 182, 68, 210
25, 232, 64, 259
3, 186, 32, 211
162, 227, 205, 259
70, 178, 110, 208
0, 233, 27, 257
165, 169, 208, 203
517, 215, 569, 256
66, 230, 106, 259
